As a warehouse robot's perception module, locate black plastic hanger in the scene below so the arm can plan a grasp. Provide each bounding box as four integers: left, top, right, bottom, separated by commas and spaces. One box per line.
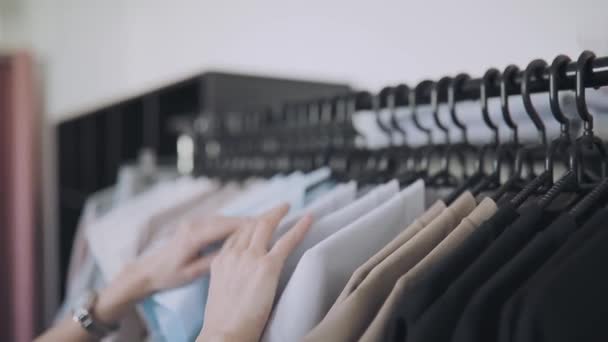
508, 57, 572, 208
470, 68, 514, 196
427, 76, 465, 187
443, 73, 483, 204
396, 81, 435, 185
492, 61, 549, 201
569, 51, 608, 192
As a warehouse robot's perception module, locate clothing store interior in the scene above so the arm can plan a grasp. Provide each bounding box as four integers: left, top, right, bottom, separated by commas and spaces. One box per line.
3, 1, 608, 342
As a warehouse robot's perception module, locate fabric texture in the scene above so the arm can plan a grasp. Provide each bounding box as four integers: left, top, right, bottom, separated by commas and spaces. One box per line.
87, 178, 218, 281
334, 200, 446, 306
409, 203, 556, 341
453, 212, 578, 342
516, 226, 608, 342
273, 181, 388, 297
387, 201, 519, 341
510, 208, 608, 342
261, 180, 425, 342
305, 192, 476, 342
362, 197, 497, 342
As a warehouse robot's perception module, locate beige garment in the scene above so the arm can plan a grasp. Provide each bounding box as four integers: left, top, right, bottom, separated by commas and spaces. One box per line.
333, 201, 446, 307
359, 197, 497, 342
304, 192, 476, 342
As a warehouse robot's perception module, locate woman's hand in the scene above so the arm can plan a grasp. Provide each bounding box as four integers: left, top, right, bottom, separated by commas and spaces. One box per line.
137, 215, 250, 294
198, 203, 313, 342
36, 213, 250, 342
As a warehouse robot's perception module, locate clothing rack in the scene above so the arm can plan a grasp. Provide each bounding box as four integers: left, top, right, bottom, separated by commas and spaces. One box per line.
412, 55, 608, 103
193, 51, 608, 183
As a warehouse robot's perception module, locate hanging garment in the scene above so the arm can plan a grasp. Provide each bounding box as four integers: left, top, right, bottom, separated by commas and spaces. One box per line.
452, 212, 579, 342
140, 170, 339, 342
507, 208, 608, 342
333, 200, 447, 306
304, 192, 477, 342
261, 180, 425, 342
408, 201, 562, 341
386, 200, 519, 340
61, 164, 178, 318
272, 181, 355, 241
86, 178, 218, 280
137, 182, 247, 252
515, 223, 608, 342
59, 194, 148, 342
273, 181, 364, 296
360, 196, 498, 342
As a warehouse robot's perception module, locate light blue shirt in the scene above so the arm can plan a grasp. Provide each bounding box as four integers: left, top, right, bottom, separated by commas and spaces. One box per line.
140, 169, 332, 342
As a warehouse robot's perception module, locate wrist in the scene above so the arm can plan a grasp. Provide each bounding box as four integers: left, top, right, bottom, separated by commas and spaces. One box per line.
93, 261, 151, 325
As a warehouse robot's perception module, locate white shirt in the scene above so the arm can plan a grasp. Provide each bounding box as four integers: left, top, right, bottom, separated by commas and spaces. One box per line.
261, 180, 425, 342
275, 180, 399, 297
86, 177, 218, 280
273, 181, 357, 239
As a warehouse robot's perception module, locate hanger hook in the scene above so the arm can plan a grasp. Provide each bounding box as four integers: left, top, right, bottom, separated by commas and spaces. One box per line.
522, 59, 548, 146
410, 81, 434, 145
377, 87, 395, 146
390, 84, 409, 144
549, 54, 572, 139
448, 73, 470, 144
480, 68, 501, 146
500, 65, 520, 145
576, 50, 596, 136
431, 76, 452, 144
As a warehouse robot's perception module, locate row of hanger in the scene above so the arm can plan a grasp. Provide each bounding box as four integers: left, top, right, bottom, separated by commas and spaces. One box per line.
197, 50, 608, 218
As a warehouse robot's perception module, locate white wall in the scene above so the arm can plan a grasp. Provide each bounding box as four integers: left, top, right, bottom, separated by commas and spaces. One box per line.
4, 0, 608, 123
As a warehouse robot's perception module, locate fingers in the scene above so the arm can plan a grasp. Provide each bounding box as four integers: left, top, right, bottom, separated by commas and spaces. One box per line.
269, 214, 313, 262
249, 203, 290, 251
182, 252, 218, 282
190, 216, 252, 249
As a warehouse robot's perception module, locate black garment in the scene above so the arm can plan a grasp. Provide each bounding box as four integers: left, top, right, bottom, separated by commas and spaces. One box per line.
512, 208, 608, 342
408, 203, 556, 342
385, 203, 520, 341
452, 213, 578, 342
518, 226, 608, 342
499, 208, 608, 342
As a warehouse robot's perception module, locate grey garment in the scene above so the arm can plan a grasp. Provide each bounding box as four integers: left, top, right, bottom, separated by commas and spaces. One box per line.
425, 187, 454, 207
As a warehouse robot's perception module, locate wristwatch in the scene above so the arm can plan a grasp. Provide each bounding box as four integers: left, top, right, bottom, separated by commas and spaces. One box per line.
72, 291, 119, 339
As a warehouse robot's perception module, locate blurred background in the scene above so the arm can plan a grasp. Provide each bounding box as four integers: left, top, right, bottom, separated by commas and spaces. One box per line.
1, 1, 608, 341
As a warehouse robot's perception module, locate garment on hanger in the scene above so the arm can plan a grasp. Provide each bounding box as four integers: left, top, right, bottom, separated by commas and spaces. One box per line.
140, 169, 339, 342
273, 181, 388, 297
271, 181, 354, 242
86, 178, 218, 281
452, 211, 579, 342
508, 208, 608, 342
333, 200, 447, 307
59, 165, 179, 342
64, 165, 178, 303
304, 192, 476, 342
387, 201, 519, 340
408, 200, 568, 341
361, 196, 498, 342
261, 180, 425, 342
515, 224, 608, 342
